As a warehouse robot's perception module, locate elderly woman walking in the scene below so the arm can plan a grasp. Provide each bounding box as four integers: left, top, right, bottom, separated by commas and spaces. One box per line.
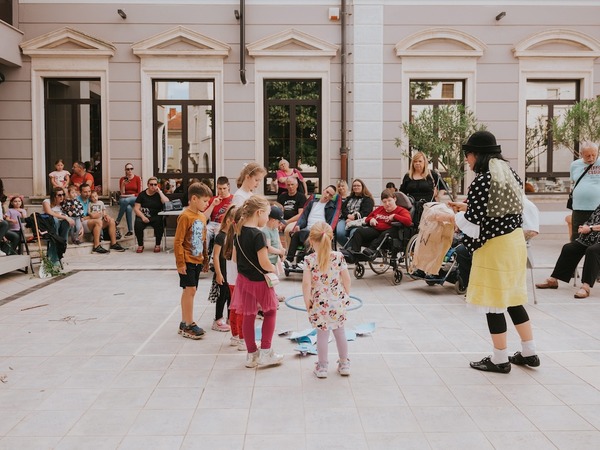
449, 131, 540, 373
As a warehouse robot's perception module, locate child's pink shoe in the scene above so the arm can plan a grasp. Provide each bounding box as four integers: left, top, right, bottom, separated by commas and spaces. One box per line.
212, 319, 231, 332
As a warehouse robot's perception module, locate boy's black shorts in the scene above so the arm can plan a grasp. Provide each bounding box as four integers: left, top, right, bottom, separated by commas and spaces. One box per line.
179, 262, 203, 288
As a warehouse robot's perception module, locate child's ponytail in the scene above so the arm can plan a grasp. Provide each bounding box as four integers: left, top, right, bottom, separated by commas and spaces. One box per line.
223, 207, 242, 260
308, 221, 333, 273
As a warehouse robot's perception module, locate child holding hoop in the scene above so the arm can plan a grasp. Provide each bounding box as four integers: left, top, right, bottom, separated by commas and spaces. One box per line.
302, 221, 352, 378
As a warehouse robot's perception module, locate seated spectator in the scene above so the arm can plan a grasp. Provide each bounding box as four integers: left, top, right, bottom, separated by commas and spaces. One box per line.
70, 161, 95, 191
134, 177, 170, 253
336, 179, 349, 200
48, 159, 70, 190
536, 202, 600, 299
41, 187, 73, 264
78, 184, 125, 254
349, 189, 412, 258
1, 187, 22, 256
400, 151, 440, 202
336, 178, 375, 247
277, 177, 307, 249
276, 159, 307, 196
115, 163, 142, 237
284, 185, 340, 268
203, 176, 234, 254
62, 185, 84, 245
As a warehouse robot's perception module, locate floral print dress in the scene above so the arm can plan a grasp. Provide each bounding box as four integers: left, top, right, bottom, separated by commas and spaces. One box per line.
305, 251, 350, 330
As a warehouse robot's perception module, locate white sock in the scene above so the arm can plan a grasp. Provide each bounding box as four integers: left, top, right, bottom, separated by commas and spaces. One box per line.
521, 340, 536, 357
491, 347, 508, 365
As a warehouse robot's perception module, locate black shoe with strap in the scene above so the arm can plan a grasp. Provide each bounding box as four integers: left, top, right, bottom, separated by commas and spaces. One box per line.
110, 243, 126, 252
92, 245, 109, 254
508, 351, 540, 367
469, 356, 511, 374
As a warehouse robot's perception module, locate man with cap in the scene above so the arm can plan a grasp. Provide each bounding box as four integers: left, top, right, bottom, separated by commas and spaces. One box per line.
449, 130, 540, 374
262, 206, 287, 301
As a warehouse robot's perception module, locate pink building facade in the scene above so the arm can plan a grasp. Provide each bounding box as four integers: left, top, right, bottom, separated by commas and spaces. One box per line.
1, 0, 599, 200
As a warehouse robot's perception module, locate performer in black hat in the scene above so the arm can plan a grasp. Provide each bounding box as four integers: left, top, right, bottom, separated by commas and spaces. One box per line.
449, 130, 540, 373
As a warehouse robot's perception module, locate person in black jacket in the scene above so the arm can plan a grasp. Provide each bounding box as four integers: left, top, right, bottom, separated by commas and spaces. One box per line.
336, 179, 375, 247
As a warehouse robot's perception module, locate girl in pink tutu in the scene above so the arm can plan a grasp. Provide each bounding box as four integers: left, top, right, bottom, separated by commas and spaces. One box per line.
231, 195, 283, 368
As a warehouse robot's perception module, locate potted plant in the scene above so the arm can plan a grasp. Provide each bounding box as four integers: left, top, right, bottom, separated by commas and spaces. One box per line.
396, 104, 485, 199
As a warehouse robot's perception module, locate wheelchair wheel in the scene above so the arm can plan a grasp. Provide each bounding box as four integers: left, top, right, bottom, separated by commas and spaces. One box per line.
354, 263, 365, 279
393, 269, 403, 285
455, 280, 467, 295
368, 252, 391, 275
405, 234, 420, 279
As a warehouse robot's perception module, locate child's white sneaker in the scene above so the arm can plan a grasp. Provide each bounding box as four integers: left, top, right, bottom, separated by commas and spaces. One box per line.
230, 336, 240, 346
337, 359, 350, 376
245, 351, 258, 368
314, 362, 328, 378
0, 250, 6, 257
257, 348, 283, 366
237, 340, 247, 352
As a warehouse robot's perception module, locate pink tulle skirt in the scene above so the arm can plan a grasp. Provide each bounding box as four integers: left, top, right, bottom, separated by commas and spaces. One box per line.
229, 273, 278, 316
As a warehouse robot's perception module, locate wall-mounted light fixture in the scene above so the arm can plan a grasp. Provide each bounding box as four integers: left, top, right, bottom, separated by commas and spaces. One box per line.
495, 11, 506, 21
117, 9, 127, 20
234, 9, 240, 20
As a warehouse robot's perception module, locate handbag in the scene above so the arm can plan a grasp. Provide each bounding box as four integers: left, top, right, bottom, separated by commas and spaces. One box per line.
345, 217, 366, 230
207, 275, 220, 303
567, 163, 593, 210
235, 235, 280, 287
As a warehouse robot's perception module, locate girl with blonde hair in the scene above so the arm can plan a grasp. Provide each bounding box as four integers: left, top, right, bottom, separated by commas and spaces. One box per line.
230, 195, 284, 368
302, 221, 352, 378
232, 163, 267, 207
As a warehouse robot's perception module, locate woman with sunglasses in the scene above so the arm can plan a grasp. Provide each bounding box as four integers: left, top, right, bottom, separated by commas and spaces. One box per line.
42, 187, 74, 263
133, 177, 169, 253
115, 163, 142, 237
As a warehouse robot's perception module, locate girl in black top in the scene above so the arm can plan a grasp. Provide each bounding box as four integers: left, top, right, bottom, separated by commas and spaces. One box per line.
231, 196, 283, 369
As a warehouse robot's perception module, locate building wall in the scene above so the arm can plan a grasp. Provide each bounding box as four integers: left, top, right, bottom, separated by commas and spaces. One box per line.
1, 1, 600, 199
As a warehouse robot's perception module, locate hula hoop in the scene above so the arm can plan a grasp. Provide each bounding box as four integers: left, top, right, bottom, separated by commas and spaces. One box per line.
284, 294, 363, 312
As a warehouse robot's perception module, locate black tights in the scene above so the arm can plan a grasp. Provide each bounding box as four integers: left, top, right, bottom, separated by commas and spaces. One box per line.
486, 305, 529, 335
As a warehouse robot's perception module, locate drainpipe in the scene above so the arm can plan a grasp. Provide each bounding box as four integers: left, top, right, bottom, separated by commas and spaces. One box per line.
237, 0, 247, 84
339, 0, 348, 180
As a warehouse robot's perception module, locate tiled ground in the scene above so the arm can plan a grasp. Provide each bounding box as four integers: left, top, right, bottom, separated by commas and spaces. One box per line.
0, 237, 599, 449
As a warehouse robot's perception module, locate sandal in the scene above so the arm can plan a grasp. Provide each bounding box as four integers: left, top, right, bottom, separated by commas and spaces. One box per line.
136, 246, 144, 253
154, 245, 161, 253
574, 286, 590, 299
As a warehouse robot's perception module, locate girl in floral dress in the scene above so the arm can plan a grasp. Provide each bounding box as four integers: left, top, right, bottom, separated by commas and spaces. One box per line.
302, 221, 352, 378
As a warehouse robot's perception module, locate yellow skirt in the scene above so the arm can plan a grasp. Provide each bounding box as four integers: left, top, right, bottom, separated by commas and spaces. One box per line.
466, 229, 527, 311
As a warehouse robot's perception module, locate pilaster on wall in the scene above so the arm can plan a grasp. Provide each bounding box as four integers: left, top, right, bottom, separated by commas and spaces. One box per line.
350, 4, 384, 195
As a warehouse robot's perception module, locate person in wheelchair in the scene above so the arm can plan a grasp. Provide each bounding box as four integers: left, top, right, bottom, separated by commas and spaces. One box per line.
348, 189, 412, 260
284, 185, 340, 269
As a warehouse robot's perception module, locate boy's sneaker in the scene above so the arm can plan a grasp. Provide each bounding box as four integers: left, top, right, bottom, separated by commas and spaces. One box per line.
212, 319, 231, 332
92, 245, 109, 254
237, 339, 247, 352
245, 351, 259, 368
296, 262, 305, 270
110, 243, 126, 252
283, 259, 292, 269
178, 321, 185, 335
337, 359, 351, 376
314, 362, 328, 378
181, 322, 205, 339
508, 351, 541, 367
230, 336, 241, 346
257, 348, 284, 366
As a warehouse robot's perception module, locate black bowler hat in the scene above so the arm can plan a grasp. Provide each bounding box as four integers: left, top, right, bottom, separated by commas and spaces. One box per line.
462, 130, 502, 154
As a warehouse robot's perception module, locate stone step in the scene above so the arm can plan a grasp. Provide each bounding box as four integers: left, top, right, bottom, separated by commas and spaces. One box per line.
0, 255, 31, 276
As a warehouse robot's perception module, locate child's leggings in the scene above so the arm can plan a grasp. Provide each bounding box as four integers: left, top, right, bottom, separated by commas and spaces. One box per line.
242, 309, 276, 353
317, 327, 348, 366
215, 282, 230, 321
228, 285, 243, 339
